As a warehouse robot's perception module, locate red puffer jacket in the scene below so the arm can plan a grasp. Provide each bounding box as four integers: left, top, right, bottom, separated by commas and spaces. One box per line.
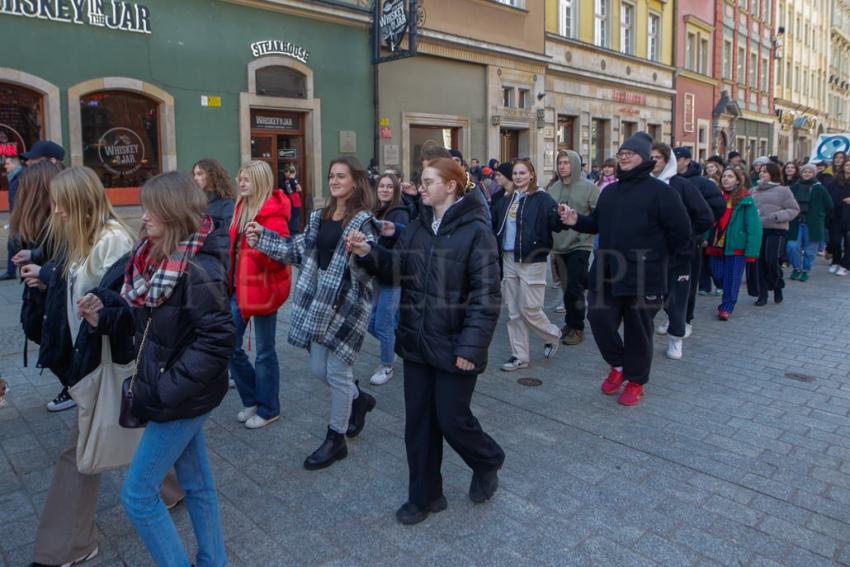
229, 189, 292, 318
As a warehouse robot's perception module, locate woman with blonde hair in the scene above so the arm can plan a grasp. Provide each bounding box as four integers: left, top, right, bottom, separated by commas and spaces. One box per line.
24, 166, 182, 567
193, 158, 236, 231
245, 156, 377, 470
80, 171, 234, 566
228, 160, 292, 429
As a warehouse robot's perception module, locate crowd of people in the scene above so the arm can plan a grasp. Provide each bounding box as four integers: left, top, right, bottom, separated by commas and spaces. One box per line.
2, 132, 849, 566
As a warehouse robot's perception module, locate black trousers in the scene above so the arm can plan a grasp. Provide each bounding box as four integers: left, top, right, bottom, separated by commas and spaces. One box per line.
553, 250, 591, 331
698, 251, 714, 293
828, 226, 850, 269
403, 360, 505, 509
587, 284, 662, 385
686, 243, 703, 324
757, 229, 787, 299
663, 254, 692, 337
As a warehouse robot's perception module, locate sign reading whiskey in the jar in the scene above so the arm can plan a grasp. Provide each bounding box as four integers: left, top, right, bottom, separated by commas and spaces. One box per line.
373, 0, 417, 63
251, 113, 300, 131
0, 0, 152, 35
98, 127, 145, 175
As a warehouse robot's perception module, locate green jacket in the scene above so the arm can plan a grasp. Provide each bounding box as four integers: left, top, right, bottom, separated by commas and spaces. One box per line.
548, 150, 600, 253
788, 180, 834, 242
724, 195, 763, 258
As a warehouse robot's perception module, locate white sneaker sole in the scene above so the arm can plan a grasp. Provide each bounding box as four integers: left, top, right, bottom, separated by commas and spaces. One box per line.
61, 546, 98, 567
500, 363, 529, 372
245, 415, 280, 429
237, 406, 258, 423
370, 374, 393, 386
47, 400, 76, 412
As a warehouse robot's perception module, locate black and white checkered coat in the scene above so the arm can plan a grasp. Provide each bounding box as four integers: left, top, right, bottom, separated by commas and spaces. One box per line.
256, 209, 376, 365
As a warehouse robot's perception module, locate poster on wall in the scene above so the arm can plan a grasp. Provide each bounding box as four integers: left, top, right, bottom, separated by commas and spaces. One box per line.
810, 134, 850, 163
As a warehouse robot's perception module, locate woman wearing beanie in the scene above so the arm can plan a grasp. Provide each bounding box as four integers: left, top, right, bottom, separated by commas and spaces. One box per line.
750, 163, 799, 304
489, 161, 515, 214
349, 157, 504, 525
492, 159, 563, 371
228, 160, 292, 429
708, 168, 763, 320
827, 160, 850, 276
786, 163, 832, 282
559, 132, 691, 406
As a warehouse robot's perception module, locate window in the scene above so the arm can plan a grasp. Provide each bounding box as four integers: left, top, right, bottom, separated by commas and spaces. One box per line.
648, 13, 661, 61
765, 0, 772, 24
723, 40, 733, 80
752, 0, 760, 18
749, 51, 758, 88
591, 118, 608, 164
737, 45, 746, 85
686, 32, 697, 71
621, 121, 637, 142
557, 115, 577, 151
594, 0, 610, 48
503, 87, 515, 108
0, 83, 44, 192
620, 2, 635, 55
761, 57, 769, 91
80, 91, 161, 188
699, 37, 710, 75
518, 89, 530, 109
255, 66, 308, 99
559, 0, 577, 38
495, 0, 524, 6
648, 124, 662, 142
794, 65, 800, 91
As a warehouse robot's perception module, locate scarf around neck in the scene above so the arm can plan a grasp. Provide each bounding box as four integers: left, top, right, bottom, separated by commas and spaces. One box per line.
122, 215, 213, 308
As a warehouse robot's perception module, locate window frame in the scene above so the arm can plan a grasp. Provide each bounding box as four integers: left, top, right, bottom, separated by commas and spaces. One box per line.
594, 0, 610, 48
559, 0, 577, 39
620, 1, 636, 55
648, 12, 661, 62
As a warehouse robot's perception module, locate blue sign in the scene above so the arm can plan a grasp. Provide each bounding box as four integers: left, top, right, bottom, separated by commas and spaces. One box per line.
811, 134, 850, 162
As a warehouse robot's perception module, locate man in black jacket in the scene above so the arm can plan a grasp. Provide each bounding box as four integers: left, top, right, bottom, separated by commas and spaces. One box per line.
650, 144, 714, 361
559, 132, 691, 406
674, 147, 725, 330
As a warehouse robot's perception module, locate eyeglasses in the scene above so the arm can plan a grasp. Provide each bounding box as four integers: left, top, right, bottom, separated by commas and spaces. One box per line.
421, 179, 445, 189
617, 151, 637, 159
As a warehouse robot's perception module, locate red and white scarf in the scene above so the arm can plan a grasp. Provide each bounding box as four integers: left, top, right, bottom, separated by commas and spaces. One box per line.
122, 216, 213, 308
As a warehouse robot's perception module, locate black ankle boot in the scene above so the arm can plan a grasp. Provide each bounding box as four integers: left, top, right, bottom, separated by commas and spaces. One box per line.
395, 495, 448, 525
304, 427, 348, 470
754, 296, 767, 307
347, 380, 376, 438
469, 467, 500, 504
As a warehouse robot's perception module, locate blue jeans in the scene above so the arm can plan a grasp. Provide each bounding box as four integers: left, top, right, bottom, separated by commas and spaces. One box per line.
787, 223, 821, 273
122, 414, 226, 567
229, 296, 280, 419
709, 255, 747, 313
309, 342, 357, 434
368, 285, 401, 365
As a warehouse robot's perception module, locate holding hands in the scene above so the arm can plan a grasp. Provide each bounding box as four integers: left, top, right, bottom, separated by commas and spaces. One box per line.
558, 203, 578, 226
245, 222, 263, 248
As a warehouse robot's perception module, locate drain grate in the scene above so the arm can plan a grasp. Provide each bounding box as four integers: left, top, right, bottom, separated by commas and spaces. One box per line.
517, 377, 543, 387
785, 372, 816, 383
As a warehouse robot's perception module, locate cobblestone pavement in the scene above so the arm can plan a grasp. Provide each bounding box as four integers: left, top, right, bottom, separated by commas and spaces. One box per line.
2, 212, 850, 566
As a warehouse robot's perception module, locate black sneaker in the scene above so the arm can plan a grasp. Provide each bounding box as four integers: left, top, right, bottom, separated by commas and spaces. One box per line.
469, 468, 499, 504
46, 387, 76, 412
395, 495, 448, 525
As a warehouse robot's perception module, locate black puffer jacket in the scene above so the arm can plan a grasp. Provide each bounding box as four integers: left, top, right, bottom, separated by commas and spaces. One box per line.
827, 179, 850, 231
63, 253, 135, 387
96, 230, 235, 422
357, 189, 501, 374
680, 161, 726, 223
570, 161, 692, 297
669, 175, 715, 239
35, 258, 71, 383
492, 188, 563, 263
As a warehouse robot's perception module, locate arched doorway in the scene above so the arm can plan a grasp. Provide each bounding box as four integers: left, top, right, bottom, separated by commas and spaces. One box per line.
0, 82, 44, 195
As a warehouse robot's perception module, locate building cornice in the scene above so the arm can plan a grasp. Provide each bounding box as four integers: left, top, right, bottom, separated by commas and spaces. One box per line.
678, 69, 719, 87
545, 32, 675, 73
419, 29, 550, 67
547, 63, 676, 96
684, 15, 714, 34
221, 0, 371, 27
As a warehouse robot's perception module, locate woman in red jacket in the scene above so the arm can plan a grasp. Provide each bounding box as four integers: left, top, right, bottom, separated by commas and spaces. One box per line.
229, 160, 292, 429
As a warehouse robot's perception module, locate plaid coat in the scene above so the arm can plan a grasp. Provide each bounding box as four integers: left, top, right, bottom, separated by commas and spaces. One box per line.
257, 209, 376, 365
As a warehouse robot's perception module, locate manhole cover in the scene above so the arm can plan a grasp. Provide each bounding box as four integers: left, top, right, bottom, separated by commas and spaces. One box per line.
785, 372, 816, 383
517, 377, 543, 387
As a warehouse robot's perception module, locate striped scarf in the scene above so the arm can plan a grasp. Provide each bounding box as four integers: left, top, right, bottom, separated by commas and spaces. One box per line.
122, 216, 213, 308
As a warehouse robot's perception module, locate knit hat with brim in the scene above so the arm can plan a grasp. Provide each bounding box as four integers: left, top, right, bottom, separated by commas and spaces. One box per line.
497, 162, 514, 179
619, 132, 653, 161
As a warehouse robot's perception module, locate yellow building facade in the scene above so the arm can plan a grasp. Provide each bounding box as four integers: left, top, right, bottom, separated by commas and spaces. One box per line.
543, 0, 676, 170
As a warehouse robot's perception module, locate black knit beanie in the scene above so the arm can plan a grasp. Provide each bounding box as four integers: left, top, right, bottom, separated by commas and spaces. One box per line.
619, 132, 653, 161
497, 162, 514, 179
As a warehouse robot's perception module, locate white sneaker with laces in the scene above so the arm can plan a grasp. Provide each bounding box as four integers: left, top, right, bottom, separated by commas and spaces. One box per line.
237, 405, 257, 423
544, 341, 559, 360
500, 356, 529, 372
245, 414, 280, 429
829, 264, 839, 274
666, 336, 683, 360
656, 320, 669, 335
837, 267, 849, 277
370, 365, 394, 385
683, 323, 693, 339
47, 387, 76, 412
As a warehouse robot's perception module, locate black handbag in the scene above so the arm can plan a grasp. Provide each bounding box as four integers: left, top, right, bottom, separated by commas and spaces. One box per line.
119, 318, 152, 429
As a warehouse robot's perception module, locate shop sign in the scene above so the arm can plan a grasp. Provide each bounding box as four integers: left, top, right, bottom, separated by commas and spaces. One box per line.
383, 144, 399, 165
380, 0, 408, 52
0, 125, 25, 156
612, 90, 646, 105
380, 126, 392, 139
250, 40, 310, 64
811, 134, 850, 162
252, 114, 298, 131
683, 93, 695, 133
98, 127, 145, 175
1, 0, 152, 34
373, 0, 418, 64
278, 148, 297, 159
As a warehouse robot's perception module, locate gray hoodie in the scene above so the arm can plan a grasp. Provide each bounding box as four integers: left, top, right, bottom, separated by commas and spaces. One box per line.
751, 182, 800, 230
548, 150, 600, 253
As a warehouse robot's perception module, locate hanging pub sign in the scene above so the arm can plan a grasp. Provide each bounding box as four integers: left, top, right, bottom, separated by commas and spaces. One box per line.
373, 0, 417, 64
0, 0, 152, 34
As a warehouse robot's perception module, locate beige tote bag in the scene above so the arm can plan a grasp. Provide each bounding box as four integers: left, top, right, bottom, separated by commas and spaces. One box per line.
70, 336, 144, 475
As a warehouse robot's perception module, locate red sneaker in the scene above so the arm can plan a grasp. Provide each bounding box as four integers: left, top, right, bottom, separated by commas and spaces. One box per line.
618, 382, 644, 406
601, 367, 625, 395
717, 310, 730, 321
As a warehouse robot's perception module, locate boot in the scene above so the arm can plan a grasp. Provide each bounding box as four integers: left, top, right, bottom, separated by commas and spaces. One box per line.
347, 381, 376, 438
469, 467, 500, 504
774, 287, 783, 304
304, 427, 348, 470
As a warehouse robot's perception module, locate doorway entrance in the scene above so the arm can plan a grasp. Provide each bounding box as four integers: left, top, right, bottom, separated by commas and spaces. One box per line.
250, 108, 307, 212
500, 129, 519, 163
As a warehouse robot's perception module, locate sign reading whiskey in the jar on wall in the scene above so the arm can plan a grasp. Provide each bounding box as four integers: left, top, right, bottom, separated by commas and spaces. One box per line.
99, 127, 145, 175
0, 0, 152, 34
373, 0, 418, 63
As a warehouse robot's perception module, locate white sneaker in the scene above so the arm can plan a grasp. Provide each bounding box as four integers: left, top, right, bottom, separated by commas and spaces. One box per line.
60, 545, 99, 566
237, 405, 258, 423
837, 267, 849, 277
666, 336, 683, 360
656, 320, 669, 335
554, 304, 566, 313
500, 356, 529, 372
47, 387, 76, 412
245, 414, 280, 429
370, 365, 394, 385
829, 264, 839, 274
543, 341, 560, 360
228, 377, 236, 388
683, 323, 693, 339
